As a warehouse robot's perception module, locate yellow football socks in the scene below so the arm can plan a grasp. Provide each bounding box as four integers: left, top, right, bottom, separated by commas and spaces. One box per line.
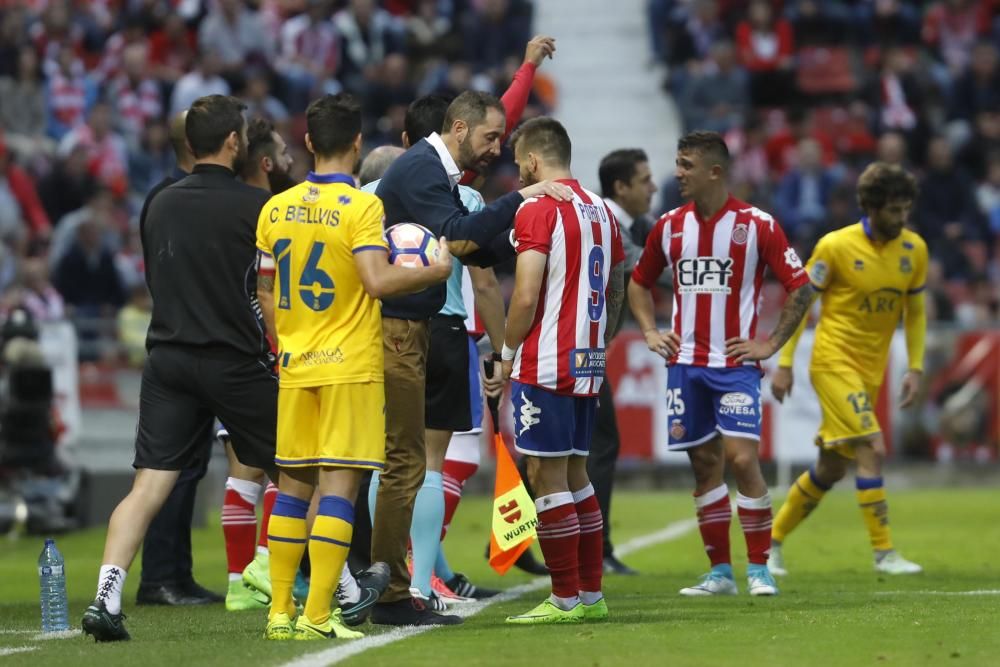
856, 477, 892, 551
303, 496, 355, 625
772, 469, 830, 544
268, 494, 310, 619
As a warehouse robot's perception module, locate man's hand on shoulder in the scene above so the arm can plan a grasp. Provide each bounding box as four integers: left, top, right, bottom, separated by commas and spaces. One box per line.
524, 35, 556, 67
519, 180, 573, 202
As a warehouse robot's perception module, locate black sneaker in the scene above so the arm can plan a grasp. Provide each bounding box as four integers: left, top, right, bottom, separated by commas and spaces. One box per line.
514, 549, 549, 576
370, 596, 463, 626
445, 573, 500, 599
603, 553, 639, 576
180, 579, 225, 603
340, 562, 391, 627
81, 599, 130, 642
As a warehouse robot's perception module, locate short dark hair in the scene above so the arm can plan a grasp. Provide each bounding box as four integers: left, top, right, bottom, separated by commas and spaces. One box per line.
442, 91, 505, 134
677, 131, 730, 169
186, 95, 246, 158
599, 148, 648, 199
246, 117, 277, 169
856, 162, 918, 212
306, 93, 362, 158
405, 95, 451, 142
509, 117, 572, 167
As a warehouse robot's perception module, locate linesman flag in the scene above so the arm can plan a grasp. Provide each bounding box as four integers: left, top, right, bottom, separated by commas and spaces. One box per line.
484, 359, 538, 574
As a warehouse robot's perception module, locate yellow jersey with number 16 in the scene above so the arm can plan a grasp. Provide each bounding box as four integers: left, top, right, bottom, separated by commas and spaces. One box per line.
804, 219, 927, 385
256, 172, 388, 389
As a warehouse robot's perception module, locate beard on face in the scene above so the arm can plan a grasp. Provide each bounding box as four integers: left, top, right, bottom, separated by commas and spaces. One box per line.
456, 134, 477, 173
267, 167, 298, 194
231, 137, 249, 176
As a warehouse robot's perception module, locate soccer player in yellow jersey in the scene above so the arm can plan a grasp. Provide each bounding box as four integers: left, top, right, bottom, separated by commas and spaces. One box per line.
255, 93, 452, 641
768, 162, 925, 576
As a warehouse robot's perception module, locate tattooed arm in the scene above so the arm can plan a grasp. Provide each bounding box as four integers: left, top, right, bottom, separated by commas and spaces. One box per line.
725, 284, 814, 363
604, 259, 626, 347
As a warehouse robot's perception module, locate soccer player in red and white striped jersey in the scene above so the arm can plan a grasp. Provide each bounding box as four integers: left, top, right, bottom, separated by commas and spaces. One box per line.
628, 131, 813, 597
487, 118, 625, 624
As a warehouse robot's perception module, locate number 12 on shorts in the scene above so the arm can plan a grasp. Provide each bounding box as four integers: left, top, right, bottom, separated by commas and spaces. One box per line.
666, 388, 685, 416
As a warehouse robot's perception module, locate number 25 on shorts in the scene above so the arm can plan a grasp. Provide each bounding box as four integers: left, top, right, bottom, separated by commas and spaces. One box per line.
666, 388, 685, 416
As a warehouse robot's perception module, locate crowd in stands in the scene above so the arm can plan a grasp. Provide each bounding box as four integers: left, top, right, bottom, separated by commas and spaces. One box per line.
649, 0, 1000, 326
0, 0, 548, 365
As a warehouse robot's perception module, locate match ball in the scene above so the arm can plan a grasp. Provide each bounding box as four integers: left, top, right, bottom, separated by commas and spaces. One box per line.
386, 222, 440, 268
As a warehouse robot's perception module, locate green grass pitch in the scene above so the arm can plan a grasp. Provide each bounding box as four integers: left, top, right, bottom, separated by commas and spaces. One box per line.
2, 489, 998, 666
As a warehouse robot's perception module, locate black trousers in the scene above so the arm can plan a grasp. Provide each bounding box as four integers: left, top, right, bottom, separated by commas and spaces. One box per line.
587, 379, 620, 556
139, 435, 211, 586
348, 471, 374, 574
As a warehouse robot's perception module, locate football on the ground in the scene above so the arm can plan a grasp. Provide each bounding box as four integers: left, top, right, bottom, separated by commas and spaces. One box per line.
386, 222, 440, 268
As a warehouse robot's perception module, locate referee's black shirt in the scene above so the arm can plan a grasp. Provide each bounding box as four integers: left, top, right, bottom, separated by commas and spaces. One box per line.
143, 163, 271, 358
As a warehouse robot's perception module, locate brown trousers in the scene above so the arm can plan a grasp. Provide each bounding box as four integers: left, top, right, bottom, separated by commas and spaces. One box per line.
371, 316, 429, 601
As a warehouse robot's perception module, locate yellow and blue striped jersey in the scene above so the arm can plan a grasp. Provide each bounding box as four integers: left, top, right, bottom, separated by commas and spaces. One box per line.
256, 172, 388, 388
797, 219, 927, 384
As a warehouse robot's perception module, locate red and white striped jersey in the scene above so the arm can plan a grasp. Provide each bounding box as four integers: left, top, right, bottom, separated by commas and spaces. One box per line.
511, 180, 625, 397
631, 196, 808, 368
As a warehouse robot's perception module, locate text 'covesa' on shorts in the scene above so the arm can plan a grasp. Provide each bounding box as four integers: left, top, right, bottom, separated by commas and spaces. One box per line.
511, 380, 597, 457
275, 381, 386, 470
809, 369, 882, 459
664, 364, 762, 450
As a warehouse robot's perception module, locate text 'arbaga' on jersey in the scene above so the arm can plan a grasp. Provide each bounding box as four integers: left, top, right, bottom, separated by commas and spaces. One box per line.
511, 180, 625, 397
631, 196, 809, 368
256, 173, 388, 388
805, 220, 927, 384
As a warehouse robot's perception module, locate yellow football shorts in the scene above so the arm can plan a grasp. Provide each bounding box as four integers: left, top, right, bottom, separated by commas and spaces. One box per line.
275, 381, 386, 469
808, 370, 881, 459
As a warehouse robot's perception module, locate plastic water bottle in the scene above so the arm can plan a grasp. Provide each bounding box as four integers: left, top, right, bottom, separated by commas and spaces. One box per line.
38, 539, 69, 633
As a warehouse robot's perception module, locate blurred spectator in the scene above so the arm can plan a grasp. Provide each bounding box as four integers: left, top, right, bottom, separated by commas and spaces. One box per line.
197, 0, 274, 83
875, 129, 910, 166
0, 45, 51, 158
405, 0, 458, 64
333, 0, 402, 95
365, 52, 416, 132
773, 137, 841, 247
462, 0, 532, 75
922, 0, 990, 77
53, 218, 126, 317
863, 46, 930, 163
0, 136, 51, 248
957, 107, 1000, 180
679, 40, 748, 135
788, 0, 849, 47
58, 102, 129, 196
728, 117, 771, 202
976, 152, 1000, 236
169, 49, 231, 117
148, 12, 198, 87
856, 0, 923, 52
94, 14, 149, 86
49, 187, 121, 271
948, 41, 1000, 123
734, 0, 795, 107
44, 44, 96, 141
240, 67, 290, 126
10, 257, 65, 325
106, 42, 164, 150
117, 284, 152, 368
37, 144, 97, 225
765, 107, 836, 177
127, 120, 174, 197
914, 136, 989, 278
275, 0, 339, 112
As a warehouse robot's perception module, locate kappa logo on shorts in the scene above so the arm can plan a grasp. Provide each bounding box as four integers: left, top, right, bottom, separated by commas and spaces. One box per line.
518, 395, 541, 436
670, 419, 686, 440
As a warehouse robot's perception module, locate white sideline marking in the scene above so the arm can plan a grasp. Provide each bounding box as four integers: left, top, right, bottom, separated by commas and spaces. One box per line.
31, 630, 81, 641
0, 647, 38, 656
0, 631, 31, 635
280, 518, 697, 667
875, 589, 1000, 596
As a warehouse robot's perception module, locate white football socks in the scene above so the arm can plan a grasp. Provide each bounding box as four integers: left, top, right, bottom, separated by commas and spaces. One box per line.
96, 565, 127, 615
336, 562, 360, 604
